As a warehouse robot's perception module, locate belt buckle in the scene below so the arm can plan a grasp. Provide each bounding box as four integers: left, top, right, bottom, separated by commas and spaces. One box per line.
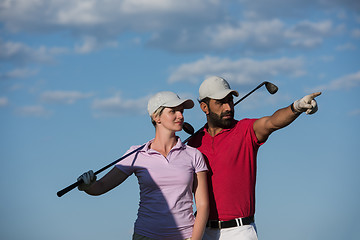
218, 221, 222, 229
235, 218, 243, 226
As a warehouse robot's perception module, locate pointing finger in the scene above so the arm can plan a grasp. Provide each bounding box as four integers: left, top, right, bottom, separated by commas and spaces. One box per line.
308, 92, 322, 100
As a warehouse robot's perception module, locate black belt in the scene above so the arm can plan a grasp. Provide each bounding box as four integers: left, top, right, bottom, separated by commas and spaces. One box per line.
206, 216, 254, 229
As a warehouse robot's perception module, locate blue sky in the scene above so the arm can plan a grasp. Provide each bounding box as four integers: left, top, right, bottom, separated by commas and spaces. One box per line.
1, 0, 359, 239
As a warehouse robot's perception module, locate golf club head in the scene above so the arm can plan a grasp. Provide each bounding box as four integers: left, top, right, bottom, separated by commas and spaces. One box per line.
183, 122, 195, 135
265, 82, 278, 94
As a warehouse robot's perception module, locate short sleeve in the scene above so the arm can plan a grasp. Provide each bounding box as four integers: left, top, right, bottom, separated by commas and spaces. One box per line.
242, 118, 265, 147
193, 149, 208, 173
115, 145, 144, 176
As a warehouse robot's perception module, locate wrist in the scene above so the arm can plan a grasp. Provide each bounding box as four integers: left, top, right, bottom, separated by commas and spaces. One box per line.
290, 103, 302, 116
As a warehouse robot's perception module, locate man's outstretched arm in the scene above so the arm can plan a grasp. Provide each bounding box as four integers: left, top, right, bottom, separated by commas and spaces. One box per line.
253, 92, 321, 143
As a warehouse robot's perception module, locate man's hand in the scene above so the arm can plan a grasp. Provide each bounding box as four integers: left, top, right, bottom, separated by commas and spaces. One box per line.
293, 92, 322, 115
77, 170, 97, 191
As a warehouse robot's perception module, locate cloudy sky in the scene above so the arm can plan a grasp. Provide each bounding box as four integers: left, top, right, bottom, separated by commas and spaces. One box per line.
1, 0, 359, 239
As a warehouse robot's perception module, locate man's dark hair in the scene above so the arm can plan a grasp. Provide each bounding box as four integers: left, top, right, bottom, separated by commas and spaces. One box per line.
199, 97, 210, 106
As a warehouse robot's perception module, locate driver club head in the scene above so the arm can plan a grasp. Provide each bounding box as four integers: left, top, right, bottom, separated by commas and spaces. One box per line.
265, 82, 278, 94
183, 122, 195, 135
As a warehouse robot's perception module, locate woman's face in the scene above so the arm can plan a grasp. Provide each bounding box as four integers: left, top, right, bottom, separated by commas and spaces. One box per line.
157, 105, 185, 132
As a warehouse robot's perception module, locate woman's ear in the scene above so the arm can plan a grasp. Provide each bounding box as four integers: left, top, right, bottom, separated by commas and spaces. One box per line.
153, 114, 161, 125
200, 102, 209, 115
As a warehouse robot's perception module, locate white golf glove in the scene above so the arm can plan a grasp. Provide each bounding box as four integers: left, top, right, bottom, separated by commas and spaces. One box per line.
77, 170, 96, 191
293, 92, 321, 115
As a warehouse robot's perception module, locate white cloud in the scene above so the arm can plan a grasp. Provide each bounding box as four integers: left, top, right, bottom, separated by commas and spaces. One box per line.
0, 39, 50, 63
0, 97, 9, 107
74, 36, 118, 54
120, 0, 219, 14
74, 36, 98, 54
0, 0, 222, 54
0, 0, 354, 55
312, 70, 360, 91
15, 105, 52, 117
92, 94, 149, 117
351, 28, 360, 38
0, 68, 38, 80
0, 39, 68, 66
0, 0, 104, 31
2, 0, 356, 34
336, 10, 347, 20
206, 19, 285, 49
336, 42, 357, 51
168, 56, 306, 84
0, 0, 221, 33
239, 0, 360, 19
55, 1, 105, 25
9, 84, 24, 91
285, 20, 334, 48
148, 18, 341, 53
40, 90, 94, 104
319, 55, 335, 62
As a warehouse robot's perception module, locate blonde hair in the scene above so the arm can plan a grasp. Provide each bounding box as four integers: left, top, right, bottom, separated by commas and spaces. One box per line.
151, 106, 165, 127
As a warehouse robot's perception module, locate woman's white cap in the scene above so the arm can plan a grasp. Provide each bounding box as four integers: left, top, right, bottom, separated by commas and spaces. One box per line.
199, 76, 239, 101
147, 91, 194, 116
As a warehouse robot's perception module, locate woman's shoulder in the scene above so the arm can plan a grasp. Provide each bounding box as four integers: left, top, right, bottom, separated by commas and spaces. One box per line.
182, 143, 203, 156
125, 140, 150, 153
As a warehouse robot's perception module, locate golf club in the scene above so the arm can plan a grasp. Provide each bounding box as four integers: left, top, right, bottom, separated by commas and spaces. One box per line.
183, 81, 278, 144
183, 122, 195, 135
233, 81, 278, 106
57, 122, 195, 197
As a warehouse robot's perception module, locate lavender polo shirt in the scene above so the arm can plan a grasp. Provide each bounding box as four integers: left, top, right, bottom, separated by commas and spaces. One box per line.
116, 138, 208, 240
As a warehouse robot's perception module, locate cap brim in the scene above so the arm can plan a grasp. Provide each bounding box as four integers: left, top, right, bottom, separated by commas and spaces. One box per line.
208, 89, 239, 100
163, 99, 194, 109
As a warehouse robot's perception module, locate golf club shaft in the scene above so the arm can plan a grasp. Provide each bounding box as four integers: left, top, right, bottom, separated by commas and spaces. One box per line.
184, 81, 275, 144
233, 81, 267, 106
57, 144, 145, 197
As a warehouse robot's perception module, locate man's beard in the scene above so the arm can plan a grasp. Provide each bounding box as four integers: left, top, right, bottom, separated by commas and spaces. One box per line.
208, 109, 234, 129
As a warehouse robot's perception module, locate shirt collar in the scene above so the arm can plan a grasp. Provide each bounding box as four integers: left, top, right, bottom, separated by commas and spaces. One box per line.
143, 136, 185, 153
203, 120, 238, 137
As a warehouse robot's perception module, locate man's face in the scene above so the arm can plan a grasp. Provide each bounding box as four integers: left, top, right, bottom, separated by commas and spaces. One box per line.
207, 94, 235, 129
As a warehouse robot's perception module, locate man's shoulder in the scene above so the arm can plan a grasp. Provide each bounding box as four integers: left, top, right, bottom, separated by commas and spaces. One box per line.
229, 118, 258, 135
237, 118, 258, 123
235, 118, 258, 127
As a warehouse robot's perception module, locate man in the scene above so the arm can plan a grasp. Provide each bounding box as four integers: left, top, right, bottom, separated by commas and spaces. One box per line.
188, 76, 321, 240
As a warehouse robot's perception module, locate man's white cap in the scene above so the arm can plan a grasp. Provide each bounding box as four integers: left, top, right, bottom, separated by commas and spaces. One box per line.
147, 91, 194, 116
199, 76, 239, 101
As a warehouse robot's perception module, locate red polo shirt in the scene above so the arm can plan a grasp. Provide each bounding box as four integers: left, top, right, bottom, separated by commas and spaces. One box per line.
188, 119, 263, 221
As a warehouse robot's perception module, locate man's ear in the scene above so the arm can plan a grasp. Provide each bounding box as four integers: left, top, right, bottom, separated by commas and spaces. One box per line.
200, 102, 209, 115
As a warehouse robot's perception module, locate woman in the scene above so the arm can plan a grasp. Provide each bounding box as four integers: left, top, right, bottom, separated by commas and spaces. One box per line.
78, 91, 209, 240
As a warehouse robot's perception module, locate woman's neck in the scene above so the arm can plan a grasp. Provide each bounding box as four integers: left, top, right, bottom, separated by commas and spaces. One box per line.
151, 129, 178, 157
